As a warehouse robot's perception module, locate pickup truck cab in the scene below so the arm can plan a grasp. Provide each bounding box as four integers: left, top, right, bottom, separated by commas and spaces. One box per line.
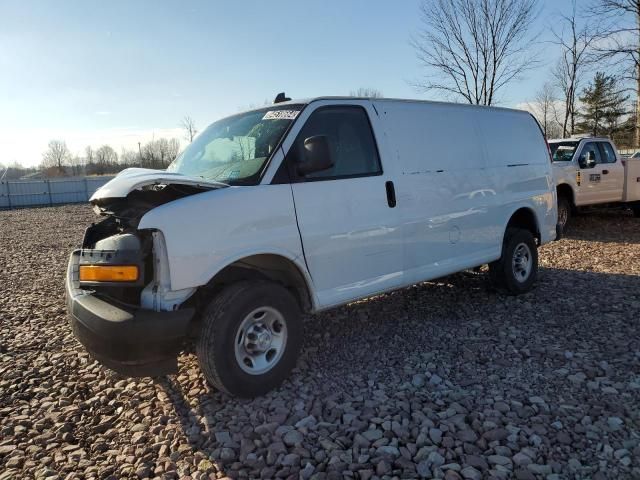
66, 96, 557, 397
550, 136, 640, 229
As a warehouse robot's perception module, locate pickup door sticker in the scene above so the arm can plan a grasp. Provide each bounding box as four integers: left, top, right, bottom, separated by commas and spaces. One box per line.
589, 173, 601, 183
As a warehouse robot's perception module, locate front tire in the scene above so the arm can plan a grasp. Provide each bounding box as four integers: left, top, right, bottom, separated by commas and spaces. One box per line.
489, 228, 538, 295
557, 195, 571, 232
196, 281, 302, 397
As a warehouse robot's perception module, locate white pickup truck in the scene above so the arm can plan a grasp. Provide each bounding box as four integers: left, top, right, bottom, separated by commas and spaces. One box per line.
549, 136, 640, 229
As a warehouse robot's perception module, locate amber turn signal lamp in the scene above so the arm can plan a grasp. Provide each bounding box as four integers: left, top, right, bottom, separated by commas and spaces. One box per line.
79, 265, 139, 282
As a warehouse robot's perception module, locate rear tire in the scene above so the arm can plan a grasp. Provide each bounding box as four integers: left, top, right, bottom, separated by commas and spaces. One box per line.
196, 281, 302, 397
557, 195, 571, 232
489, 228, 538, 295
632, 204, 640, 218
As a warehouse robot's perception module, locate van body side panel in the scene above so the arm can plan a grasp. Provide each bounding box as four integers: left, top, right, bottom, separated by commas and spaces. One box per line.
375, 101, 556, 283
475, 110, 556, 245
376, 102, 501, 281
137, 184, 313, 300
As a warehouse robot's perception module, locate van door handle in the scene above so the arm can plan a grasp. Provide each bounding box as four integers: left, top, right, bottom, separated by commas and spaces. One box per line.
385, 181, 396, 208
602, 169, 609, 174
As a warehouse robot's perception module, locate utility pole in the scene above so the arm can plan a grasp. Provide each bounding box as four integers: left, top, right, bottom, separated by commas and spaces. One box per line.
138, 142, 143, 165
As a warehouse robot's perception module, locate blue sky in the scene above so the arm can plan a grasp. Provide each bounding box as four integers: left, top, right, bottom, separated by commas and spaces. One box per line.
1, 0, 567, 166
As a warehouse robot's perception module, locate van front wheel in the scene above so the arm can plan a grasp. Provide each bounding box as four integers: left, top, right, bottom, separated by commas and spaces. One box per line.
196, 281, 302, 397
489, 228, 538, 295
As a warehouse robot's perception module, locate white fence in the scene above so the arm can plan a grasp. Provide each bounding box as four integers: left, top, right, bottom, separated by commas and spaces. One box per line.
0, 176, 115, 209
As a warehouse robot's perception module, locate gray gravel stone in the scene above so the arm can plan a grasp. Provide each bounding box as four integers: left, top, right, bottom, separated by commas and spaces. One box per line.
1, 205, 639, 479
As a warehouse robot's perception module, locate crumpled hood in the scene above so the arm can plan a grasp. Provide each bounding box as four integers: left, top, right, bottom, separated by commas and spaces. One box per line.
90, 168, 225, 201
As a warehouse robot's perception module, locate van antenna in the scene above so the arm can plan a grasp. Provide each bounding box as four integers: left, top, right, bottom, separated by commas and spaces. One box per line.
273, 92, 291, 104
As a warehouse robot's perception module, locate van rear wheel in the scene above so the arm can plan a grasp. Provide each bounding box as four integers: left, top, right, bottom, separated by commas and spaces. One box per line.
196, 281, 302, 397
489, 228, 538, 295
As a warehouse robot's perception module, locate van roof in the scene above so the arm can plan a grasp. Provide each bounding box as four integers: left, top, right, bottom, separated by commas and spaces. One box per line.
270, 96, 531, 116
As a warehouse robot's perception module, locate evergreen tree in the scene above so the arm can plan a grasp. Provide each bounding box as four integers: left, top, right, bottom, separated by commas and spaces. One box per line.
576, 72, 628, 137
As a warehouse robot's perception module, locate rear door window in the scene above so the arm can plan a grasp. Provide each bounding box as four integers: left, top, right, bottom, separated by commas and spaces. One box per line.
599, 142, 617, 163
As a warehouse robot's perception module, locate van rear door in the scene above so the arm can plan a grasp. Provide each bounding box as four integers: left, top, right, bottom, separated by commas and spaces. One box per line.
283, 103, 404, 308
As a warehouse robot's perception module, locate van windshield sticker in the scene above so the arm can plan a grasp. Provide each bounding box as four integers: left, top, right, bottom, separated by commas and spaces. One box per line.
262, 110, 300, 120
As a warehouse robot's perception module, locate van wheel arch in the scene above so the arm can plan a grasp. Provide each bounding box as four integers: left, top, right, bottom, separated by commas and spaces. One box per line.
193, 254, 313, 316
505, 207, 540, 244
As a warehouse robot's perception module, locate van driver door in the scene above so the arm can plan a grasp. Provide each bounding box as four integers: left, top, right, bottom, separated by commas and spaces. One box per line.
281, 102, 404, 308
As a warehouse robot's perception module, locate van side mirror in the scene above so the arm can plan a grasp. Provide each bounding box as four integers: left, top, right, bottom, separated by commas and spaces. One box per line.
579, 151, 596, 169
297, 136, 334, 176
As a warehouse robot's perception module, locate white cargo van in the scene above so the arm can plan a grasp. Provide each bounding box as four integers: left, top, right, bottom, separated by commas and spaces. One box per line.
549, 136, 640, 229
66, 97, 557, 397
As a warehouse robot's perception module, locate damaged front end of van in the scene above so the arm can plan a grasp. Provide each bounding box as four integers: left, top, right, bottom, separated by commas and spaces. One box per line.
65, 168, 224, 376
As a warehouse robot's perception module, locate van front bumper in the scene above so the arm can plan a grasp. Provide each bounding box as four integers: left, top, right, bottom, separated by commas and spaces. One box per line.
65, 250, 195, 377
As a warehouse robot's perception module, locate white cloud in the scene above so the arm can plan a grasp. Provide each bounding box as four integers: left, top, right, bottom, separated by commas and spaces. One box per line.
0, 126, 186, 167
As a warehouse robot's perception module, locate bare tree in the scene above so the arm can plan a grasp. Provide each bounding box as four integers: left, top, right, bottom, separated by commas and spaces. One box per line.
41, 140, 70, 174
141, 138, 181, 169
119, 148, 138, 168
349, 87, 384, 98
181, 116, 198, 143
95, 145, 118, 175
528, 82, 562, 138
592, 0, 640, 146
551, 1, 601, 137
412, 0, 540, 105
85, 146, 94, 164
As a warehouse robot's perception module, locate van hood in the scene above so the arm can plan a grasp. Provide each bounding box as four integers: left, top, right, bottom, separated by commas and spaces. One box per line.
89, 168, 228, 229
90, 168, 225, 201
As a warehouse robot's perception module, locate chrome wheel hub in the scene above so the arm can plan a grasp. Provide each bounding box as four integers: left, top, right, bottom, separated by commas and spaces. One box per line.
512, 242, 532, 283
235, 307, 287, 375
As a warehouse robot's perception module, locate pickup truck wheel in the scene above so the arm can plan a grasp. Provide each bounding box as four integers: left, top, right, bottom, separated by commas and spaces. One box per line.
632, 204, 640, 218
489, 228, 538, 295
557, 196, 571, 231
196, 281, 302, 397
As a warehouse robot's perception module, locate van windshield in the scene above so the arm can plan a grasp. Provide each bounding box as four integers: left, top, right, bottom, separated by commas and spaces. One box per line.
549, 141, 579, 162
167, 105, 302, 185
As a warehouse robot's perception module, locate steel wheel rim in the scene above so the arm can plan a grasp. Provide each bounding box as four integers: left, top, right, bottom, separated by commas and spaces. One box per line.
512, 242, 532, 283
234, 306, 287, 375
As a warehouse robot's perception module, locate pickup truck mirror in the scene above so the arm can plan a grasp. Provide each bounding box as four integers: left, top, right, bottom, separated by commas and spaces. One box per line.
579, 151, 597, 169
297, 135, 334, 176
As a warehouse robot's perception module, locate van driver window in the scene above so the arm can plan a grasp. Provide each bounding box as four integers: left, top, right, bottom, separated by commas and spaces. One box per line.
294, 106, 382, 180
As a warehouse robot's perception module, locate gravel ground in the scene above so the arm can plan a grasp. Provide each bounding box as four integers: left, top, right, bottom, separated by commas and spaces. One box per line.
1, 204, 639, 480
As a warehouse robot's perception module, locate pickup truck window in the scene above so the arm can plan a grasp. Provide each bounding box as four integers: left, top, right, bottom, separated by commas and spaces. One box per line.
550, 141, 578, 162
599, 142, 617, 163
292, 106, 382, 181
579, 142, 602, 167
167, 105, 302, 185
